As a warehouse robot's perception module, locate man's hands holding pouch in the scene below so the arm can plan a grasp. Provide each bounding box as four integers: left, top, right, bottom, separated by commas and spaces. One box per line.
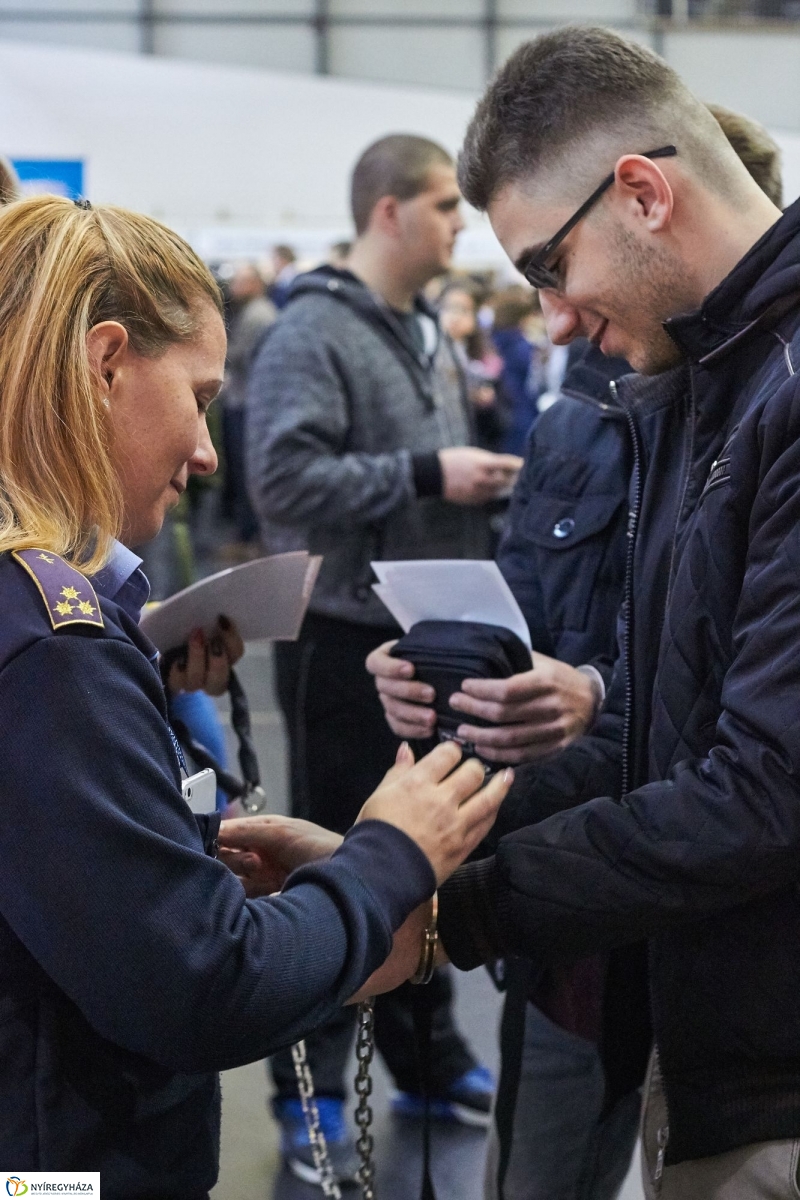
217, 740, 513, 996
367, 639, 598, 763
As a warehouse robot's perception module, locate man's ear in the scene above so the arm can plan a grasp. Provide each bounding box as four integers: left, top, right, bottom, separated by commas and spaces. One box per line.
613, 154, 674, 233
85, 321, 129, 393
368, 194, 402, 239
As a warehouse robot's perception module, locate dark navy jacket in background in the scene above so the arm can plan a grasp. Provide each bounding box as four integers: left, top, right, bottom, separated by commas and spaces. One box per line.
442, 198, 800, 1166
0, 552, 434, 1196
497, 344, 632, 678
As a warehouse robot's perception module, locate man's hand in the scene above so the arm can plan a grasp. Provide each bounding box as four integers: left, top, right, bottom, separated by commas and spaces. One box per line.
366, 639, 437, 740
166, 615, 245, 697
367, 642, 598, 763
357, 741, 513, 885
218, 815, 343, 896
449, 652, 597, 763
438, 447, 523, 505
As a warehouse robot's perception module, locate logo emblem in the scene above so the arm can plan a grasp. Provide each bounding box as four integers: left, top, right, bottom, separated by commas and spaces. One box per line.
6, 1179, 28, 1197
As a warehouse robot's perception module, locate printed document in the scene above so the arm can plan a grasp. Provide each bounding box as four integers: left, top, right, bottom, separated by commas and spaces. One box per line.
141, 551, 321, 652
372, 560, 531, 650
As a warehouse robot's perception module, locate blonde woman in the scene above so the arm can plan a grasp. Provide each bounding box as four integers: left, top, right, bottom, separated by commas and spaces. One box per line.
0, 196, 511, 1195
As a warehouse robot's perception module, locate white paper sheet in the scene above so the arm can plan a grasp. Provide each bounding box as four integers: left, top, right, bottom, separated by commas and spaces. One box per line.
140, 551, 321, 653
372, 560, 532, 650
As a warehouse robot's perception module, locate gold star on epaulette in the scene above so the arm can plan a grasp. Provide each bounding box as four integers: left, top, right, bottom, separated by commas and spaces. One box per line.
12, 548, 104, 630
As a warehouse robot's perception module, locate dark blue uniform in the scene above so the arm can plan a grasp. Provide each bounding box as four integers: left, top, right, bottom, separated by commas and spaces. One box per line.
0, 547, 434, 1197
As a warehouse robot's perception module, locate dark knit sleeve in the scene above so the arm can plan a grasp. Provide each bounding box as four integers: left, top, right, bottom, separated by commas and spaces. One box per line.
0, 635, 433, 1074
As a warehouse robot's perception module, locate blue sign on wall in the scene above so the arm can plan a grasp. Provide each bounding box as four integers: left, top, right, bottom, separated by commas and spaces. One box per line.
11, 159, 84, 201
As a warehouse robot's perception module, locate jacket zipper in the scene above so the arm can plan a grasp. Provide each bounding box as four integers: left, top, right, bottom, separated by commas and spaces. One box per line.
611, 378, 642, 800
652, 1045, 671, 1189
655, 1121, 670, 1184
612, 373, 675, 1179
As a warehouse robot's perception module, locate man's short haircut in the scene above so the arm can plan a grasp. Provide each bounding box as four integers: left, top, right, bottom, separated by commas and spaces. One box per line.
458, 26, 747, 212
708, 103, 782, 208
351, 134, 453, 236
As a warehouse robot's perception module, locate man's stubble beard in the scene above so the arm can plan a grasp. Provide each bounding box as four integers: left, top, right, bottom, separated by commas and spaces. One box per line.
608, 224, 695, 375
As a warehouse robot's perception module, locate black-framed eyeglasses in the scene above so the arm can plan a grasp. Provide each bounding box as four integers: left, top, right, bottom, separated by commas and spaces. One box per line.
521, 145, 677, 290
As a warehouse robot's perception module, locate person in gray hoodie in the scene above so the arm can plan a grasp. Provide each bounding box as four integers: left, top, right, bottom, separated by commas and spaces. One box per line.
247, 133, 521, 1185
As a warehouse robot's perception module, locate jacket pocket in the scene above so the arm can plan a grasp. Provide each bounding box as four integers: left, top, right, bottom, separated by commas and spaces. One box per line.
519, 492, 626, 632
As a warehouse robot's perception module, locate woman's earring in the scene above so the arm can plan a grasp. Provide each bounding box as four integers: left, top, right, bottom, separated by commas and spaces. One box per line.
102, 396, 110, 409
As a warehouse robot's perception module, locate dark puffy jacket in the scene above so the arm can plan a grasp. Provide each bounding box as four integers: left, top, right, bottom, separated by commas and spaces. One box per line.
441, 199, 800, 1167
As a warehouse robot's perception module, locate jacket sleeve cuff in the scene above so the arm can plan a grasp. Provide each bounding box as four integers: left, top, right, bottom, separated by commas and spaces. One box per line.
576, 663, 606, 722
195, 811, 222, 857
438, 856, 504, 970
333, 819, 436, 929
412, 452, 444, 498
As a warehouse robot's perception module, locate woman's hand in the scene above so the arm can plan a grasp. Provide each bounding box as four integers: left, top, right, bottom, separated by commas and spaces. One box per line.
348, 900, 432, 1002
166, 614, 245, 697
357, 741, 513, 886
218, 815, 343, 896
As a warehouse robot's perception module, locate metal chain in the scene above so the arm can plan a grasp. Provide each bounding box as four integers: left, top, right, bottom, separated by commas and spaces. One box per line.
354, 999, 377, 1200
290, 1000, 377, 1200
291, 1038, 343, 1200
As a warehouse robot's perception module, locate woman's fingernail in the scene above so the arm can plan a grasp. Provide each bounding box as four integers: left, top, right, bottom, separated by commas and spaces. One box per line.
190, 628, 204, 646
503, 768, 515, 785
396, 741, 411, 763
217, 614, 231, 630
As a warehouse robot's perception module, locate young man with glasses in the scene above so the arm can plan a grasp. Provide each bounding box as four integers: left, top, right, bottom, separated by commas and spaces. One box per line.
367, 25, 799, 1200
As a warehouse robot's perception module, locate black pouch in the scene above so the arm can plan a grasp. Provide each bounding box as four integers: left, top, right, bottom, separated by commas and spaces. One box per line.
390, 619, 531, 755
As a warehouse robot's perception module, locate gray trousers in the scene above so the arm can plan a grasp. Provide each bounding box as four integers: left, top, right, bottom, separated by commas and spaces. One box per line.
641, 1050, 800, 1200
484, 1001, 639, 1200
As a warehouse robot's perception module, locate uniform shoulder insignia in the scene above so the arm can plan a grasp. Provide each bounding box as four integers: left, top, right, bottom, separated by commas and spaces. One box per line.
12, 548, 104, 631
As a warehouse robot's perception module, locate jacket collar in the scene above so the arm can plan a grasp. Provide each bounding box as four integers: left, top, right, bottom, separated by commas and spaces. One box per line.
287, 264, 439, 361
665, 197, 800, 367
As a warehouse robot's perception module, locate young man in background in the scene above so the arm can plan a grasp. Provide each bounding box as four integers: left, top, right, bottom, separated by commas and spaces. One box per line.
247, 133, 521, 1185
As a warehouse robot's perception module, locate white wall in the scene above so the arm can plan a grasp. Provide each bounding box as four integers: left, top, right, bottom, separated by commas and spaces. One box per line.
0, 0, 637, 89
3, 2, 800, 135
1, 35, 798, 267
0, 39, 510, 264
665, 29, 800, 134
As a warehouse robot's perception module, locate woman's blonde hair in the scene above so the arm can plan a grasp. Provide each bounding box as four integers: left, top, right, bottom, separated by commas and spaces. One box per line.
0, 195, 223, 574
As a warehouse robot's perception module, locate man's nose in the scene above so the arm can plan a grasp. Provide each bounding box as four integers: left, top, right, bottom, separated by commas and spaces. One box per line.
452, 207, 466, 235
540, 290, 581, 346
190, 419, 218, 477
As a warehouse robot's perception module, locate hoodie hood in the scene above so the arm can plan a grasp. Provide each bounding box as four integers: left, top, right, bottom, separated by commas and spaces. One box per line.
286, 265, 442, 405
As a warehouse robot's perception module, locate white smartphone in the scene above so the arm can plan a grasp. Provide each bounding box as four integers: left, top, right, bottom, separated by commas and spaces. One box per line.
182, 768, 217, 815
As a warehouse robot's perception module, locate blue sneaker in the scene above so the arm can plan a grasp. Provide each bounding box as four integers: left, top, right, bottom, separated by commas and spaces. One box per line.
272, 1096, 360, 1187
390, 1065, 495, 1128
